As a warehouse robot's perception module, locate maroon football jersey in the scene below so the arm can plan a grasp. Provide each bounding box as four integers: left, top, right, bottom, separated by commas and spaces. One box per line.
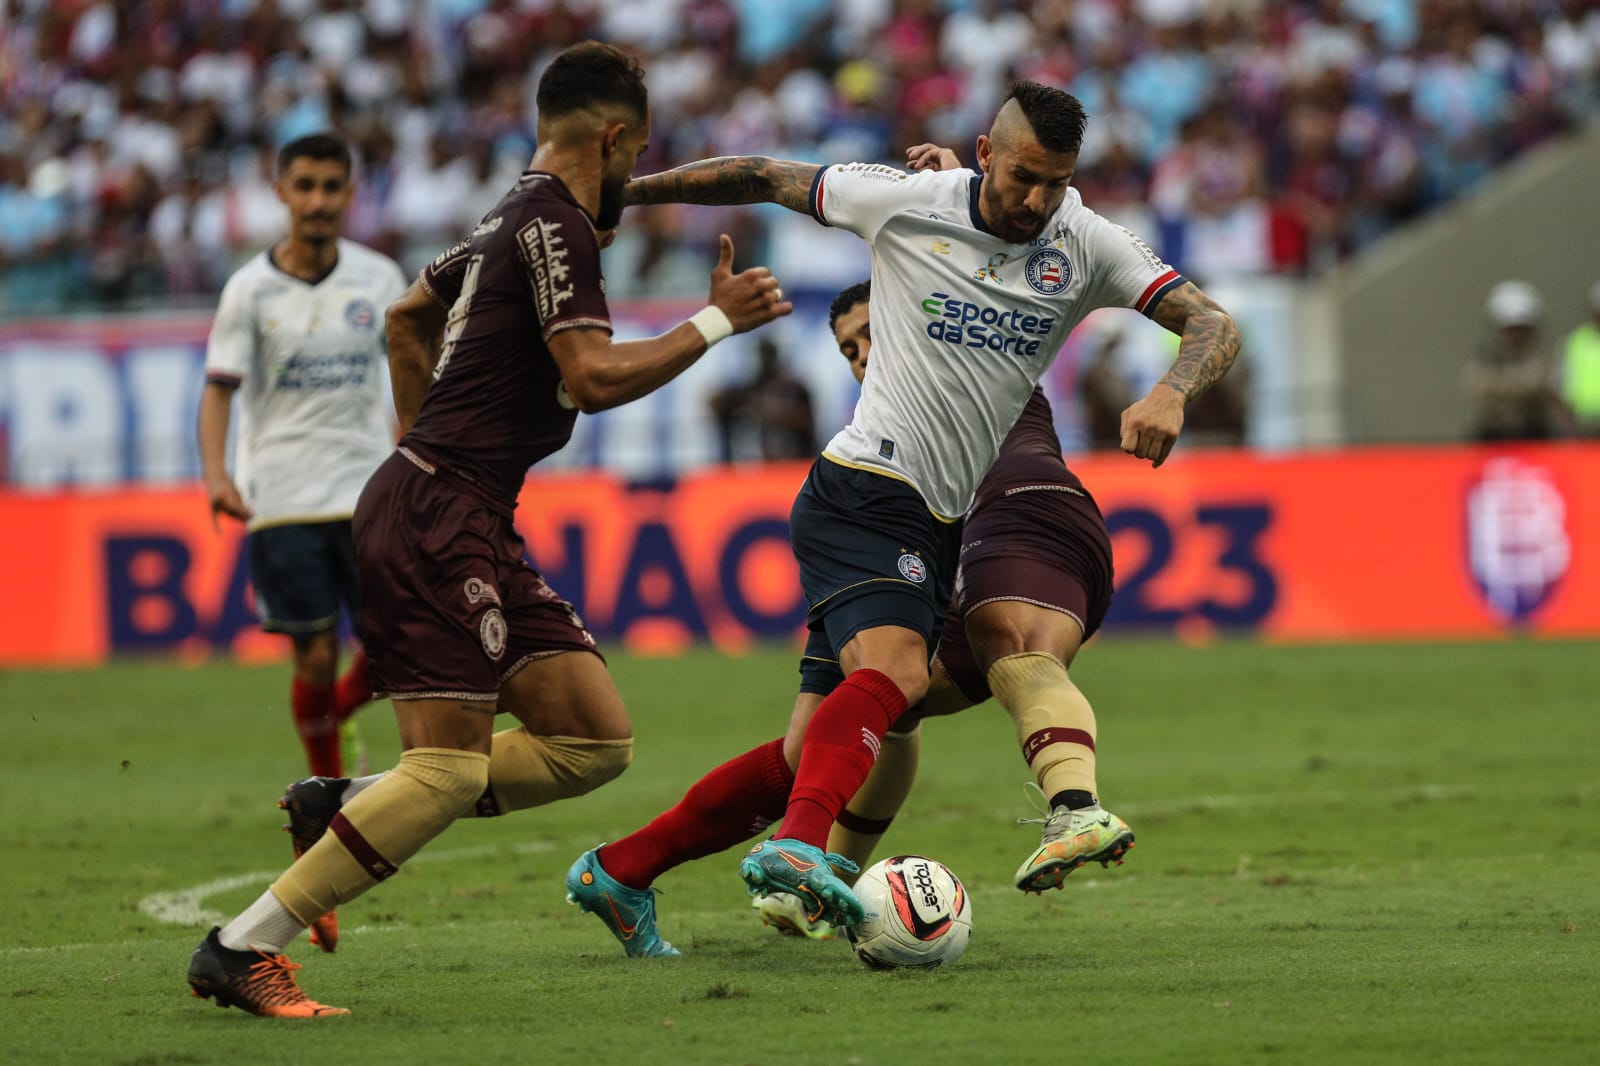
405, 171, 612, 505
971, 387, 1088, 511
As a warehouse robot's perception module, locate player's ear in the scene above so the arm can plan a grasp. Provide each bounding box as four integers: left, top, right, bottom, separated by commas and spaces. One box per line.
601, 121, 625, 160
975, 135, 993, 174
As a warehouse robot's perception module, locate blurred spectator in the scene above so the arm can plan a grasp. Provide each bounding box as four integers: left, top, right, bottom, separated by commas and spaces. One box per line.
708, 337, 818, 462
1078, 326, 1135, 451
1461, 281, 1573, 442
1561, 281, 1600, 438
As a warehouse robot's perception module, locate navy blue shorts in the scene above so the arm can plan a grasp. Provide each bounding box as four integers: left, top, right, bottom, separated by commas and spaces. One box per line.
248, 519, 361, 636
792, 457, 963, 696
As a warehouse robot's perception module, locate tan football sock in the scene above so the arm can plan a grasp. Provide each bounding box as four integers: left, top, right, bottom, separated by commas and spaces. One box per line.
827, 725, 920, 883
469, 730, 633, 816
987, 652, 1098, 801
270, 746, 488, 925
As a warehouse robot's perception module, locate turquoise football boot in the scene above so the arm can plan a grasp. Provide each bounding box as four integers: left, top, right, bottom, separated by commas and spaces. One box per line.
564, 848, 681, 958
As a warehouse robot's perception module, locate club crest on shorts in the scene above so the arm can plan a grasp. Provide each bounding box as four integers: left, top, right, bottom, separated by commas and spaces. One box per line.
480, 608, 508, 660
897, 553, 927, 583
464, 577, 501, 606
1024, 248, 1071, 295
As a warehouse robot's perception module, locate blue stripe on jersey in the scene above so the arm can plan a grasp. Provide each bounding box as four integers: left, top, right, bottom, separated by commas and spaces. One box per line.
1138, 272, 1187, 317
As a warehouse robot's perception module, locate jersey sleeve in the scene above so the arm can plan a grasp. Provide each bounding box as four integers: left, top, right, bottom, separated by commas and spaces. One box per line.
514, 203, 611, 342
203, 274, 255, 387
419, 236, 473, 310
810, 162, 926, 243
1085, 219, 1187, 318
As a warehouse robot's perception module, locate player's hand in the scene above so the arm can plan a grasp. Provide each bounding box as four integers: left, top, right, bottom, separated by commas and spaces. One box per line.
206, 474, 253, 530
1119, 384, 1186, 468
707, 233, 793, 334
906, 143, 963, 172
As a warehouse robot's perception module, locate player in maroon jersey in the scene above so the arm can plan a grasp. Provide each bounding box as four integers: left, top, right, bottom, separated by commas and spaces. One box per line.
185, 40, 791, 1018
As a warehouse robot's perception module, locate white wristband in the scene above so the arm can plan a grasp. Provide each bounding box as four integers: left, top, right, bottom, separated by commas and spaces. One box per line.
688, 305, 734, 348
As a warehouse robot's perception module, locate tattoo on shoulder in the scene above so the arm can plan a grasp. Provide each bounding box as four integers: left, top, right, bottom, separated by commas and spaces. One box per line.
624, 157, 822, 214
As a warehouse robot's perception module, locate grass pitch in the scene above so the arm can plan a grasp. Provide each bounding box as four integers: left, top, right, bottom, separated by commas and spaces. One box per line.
3, 638, 1596, 1065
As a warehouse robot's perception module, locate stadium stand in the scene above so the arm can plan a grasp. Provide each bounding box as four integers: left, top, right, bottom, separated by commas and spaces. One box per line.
2, 0, 1597, 313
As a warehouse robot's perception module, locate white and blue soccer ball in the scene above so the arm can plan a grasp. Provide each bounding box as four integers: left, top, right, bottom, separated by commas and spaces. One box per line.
846, 855, 972, 970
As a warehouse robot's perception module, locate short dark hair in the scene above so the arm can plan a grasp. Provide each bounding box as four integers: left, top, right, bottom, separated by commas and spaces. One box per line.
1003, 81, 1088, 154
829, 280, 871, 334
537, 41, 648, 124
277, 134, 351, 177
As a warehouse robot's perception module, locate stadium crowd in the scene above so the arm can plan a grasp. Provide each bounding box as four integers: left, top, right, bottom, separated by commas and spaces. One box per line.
1, 0, 1598, 311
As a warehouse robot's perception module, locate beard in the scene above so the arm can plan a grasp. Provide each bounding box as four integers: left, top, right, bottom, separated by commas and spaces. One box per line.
981, 182, 1045, 243
595, 174, 626, 231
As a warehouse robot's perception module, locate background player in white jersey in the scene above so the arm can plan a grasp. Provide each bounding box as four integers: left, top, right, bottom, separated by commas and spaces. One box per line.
565, 82, 1240, 952
198, 133, 406, 949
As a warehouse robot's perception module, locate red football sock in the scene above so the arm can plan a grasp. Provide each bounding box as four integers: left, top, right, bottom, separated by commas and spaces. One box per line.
291, 676, 342, 777
334, 648, 373, 721
599, 737, 792, 889
782, 669, 907, 847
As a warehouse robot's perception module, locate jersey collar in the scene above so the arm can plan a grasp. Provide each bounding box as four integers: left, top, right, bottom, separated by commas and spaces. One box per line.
967, 174, 997, 237
267, 244, 340, 287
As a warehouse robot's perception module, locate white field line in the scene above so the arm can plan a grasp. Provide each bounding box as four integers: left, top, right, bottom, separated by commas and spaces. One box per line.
130, 840, 554, 931
6, 783, 1476, 958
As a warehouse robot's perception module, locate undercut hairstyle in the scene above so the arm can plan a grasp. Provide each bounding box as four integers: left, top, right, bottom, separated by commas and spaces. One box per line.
1004, 81, 1088, 155
829, 280, 871, 333
277, 134, 351, 177
537, 40, 649, 124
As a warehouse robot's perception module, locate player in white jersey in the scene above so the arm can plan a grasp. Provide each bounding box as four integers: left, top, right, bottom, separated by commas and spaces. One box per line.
198, 134, 406, 950
564, 82, 1241, 944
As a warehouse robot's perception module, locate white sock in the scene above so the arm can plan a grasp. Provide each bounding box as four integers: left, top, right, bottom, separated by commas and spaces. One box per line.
218, 889, 305, 954
341, 773, 383, 803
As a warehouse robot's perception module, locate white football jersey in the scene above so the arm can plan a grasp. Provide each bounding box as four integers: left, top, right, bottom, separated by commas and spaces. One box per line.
810, 164, 1184, 520
204, 239, 407, 529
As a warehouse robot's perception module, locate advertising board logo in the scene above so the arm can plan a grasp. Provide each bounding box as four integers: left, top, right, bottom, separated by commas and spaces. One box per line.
1024, 248, 1071, 295
1465, 457, 1570, 622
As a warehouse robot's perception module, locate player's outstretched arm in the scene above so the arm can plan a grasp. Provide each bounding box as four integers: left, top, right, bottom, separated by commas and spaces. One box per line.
1120, 281, 1242, 468
623, 157, 824, 215
549, 234, 792, 413
385, 278, 448, 434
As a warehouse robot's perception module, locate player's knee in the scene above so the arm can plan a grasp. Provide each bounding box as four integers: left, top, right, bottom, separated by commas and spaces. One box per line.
964, 612, 1028, 672
546, 735, 634, 797
884, 667, 929, 709
396, 746, 492, 817
292, 632, 340, 684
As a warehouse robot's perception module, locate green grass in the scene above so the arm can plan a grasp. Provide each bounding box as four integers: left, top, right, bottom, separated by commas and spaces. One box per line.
2, 638, 1596, 1065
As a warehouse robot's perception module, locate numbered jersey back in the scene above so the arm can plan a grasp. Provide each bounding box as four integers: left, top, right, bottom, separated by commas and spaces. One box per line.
407, 171, 612, 505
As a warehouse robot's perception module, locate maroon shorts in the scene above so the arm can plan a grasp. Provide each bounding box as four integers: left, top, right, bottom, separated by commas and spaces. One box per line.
352, 449, 600, 701
935, 485, 1114, 705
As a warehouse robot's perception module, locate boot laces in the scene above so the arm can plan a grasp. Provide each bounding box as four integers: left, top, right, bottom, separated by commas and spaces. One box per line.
1015, 781, 1075, 844
243, 952, 311, 1008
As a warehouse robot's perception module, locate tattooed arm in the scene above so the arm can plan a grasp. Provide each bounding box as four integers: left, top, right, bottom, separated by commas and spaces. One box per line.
624, 157, 824, 214
1119, 281, 1242, 468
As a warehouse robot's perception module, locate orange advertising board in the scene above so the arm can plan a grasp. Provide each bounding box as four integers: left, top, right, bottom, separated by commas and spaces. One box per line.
1, 443, 1596, 667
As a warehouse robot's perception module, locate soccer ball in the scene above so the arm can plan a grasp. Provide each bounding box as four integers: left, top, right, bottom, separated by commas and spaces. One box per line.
845, 855, 972, 970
